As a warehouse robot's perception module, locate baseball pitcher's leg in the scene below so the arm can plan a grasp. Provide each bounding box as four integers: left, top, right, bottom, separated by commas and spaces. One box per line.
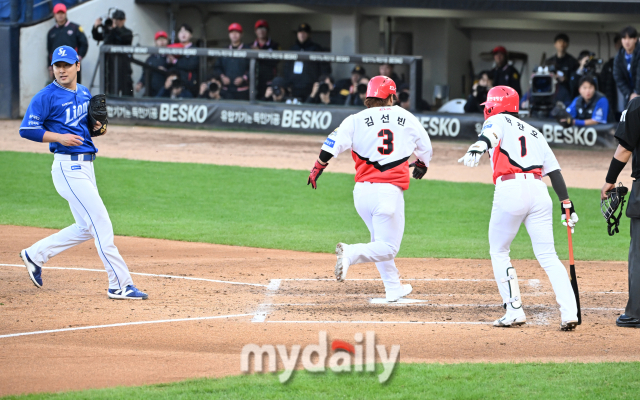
489, 181, 529, 326
52, 160, 134, 289
526, 181, 578, 322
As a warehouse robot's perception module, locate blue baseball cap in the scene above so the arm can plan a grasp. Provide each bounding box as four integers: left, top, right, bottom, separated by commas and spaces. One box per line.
51, 45, 79, 65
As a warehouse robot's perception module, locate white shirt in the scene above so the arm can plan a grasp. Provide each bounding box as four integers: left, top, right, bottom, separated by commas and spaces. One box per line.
482, 114, 560, 183
321, 105, 432, 190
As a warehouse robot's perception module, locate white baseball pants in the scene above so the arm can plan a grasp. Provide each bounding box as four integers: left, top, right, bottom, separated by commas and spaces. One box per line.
343, 182, 406, 299
26, 155, 134, 289
489, 174, 577, 321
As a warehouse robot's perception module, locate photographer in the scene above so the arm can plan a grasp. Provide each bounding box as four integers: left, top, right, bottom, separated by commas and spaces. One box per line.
198, 75, 225, 100
264, 77, 288, 102
344, 77, 370, 107
613, 26, 640, 105
561, 75, 610, 126
464, 70, 493, 113
306, 75, 339, 105
545, 33, 579, 98
92, 10, 133, 96
569, 50, 601, 99
156, 71, 193, 99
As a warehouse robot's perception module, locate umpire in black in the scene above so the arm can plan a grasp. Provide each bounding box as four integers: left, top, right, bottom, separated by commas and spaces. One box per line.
92, 9, 134, 96
602, 97, 640, 328
47, 3, 88, 83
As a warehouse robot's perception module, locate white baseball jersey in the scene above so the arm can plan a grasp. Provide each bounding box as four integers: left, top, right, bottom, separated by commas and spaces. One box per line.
482, 114, 560, 184
321, 105, 432, 190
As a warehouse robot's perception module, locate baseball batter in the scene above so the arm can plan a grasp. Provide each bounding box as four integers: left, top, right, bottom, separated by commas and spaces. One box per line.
458, 86, 578, 330
18, 45, 147, 300
307, 76, 432, 302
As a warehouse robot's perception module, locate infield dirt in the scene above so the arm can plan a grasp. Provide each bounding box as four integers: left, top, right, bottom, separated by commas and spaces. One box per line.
0, 122, 638, 396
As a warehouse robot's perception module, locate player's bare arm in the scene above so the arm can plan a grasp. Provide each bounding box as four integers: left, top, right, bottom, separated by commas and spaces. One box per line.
41, 131, 85, 147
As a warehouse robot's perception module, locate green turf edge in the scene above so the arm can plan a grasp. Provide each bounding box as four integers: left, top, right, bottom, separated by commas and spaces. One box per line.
0, 150, 631, 261
3, 362, 639, 400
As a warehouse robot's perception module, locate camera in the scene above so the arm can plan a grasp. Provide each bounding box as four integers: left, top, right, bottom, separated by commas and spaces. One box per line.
582, 53, 603, 74
272, 85, 282, 96
529, 66, 557, 118
357, 83, 368, 95
318, 83, 330, 95
95, 9, 124, 38
208, 81, 220, 92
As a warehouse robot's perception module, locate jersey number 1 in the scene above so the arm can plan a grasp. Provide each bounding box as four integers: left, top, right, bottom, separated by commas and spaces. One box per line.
518, 136, 527, 157
377, 129, 394, 155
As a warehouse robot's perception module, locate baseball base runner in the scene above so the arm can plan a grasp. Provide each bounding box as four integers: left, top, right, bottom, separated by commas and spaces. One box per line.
458, 86, 579, 330
308, 75, 432, 302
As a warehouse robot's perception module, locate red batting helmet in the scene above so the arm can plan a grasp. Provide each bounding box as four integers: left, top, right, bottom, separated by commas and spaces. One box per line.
481, 86, 519, 120
366, 75, 396, 99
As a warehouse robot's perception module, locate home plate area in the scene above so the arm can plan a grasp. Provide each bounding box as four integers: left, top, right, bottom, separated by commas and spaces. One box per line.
252, 277, 583, 325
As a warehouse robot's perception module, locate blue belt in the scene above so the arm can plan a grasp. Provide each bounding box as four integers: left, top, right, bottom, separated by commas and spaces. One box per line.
70, 154, 96, 161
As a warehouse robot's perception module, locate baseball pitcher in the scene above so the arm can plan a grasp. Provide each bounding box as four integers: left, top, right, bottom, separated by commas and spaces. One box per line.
458, 86, 578, 330
17, 46, 147, 300
307, 76, 433, 302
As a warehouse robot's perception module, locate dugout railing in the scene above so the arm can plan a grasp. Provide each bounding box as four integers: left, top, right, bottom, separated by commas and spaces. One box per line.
99, 45, 423, 112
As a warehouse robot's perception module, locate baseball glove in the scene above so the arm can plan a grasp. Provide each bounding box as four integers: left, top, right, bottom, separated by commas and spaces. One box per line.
87, 94, 108, 137
550, 102, 573, 128
601, 183, 629, 236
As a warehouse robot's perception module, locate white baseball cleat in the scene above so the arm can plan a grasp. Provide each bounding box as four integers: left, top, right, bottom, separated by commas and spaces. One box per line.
493, 311, 527, 327
386, 284, 413, 302
560, 320, 579, 331
334, 243, 351, 282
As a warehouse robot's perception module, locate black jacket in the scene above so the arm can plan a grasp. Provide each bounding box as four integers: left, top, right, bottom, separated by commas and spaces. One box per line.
139, 54, 168, 97
285, 39, 331, 99
213, 43, 250, 93
491, 63, 522, 96
91, 25, 133, 45
47, 21, 88, 62
545, 53, 579, 92
613, 46, 640, 103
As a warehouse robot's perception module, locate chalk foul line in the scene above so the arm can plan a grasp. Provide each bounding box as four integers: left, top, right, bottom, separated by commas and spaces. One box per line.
0, 263, 266, 287
0, 313, 254, 339
251, 279, 282, 323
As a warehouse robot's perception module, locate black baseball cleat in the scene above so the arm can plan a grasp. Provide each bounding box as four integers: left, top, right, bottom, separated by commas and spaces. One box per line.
616, 314, 640, 328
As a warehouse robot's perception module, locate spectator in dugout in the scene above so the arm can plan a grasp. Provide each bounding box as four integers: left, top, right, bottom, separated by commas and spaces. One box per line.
464, 70, 493, 113
199, 74, 226, 100
545, 33, 579, 103
335, 65, 366, 102
214, 23, 250, 100
396, 83, 431, 111
166, 24, 199, 96
135, 31, 169, 97
490, 46, 522, 96
569, 50, 600, 99
251, 19, 280, 100
47, 3, 88, 83
156, 70, 193, 99
306, 75, 340, 105
600, 34, 622, 119
561, 75, 610, 127
613, 26, 640, 106
285, 23, 331, 100
379, 63, 402, 85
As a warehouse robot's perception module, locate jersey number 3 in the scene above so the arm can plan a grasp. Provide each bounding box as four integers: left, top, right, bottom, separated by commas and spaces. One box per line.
518, 136, 527, 157
377, 129, 394, 155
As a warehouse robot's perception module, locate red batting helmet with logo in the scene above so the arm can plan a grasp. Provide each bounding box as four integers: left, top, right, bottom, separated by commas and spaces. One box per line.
481, 86, 519, 120
366, 75, 396, 99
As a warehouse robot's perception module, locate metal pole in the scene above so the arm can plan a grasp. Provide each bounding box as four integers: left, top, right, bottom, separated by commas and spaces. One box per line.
249, 58, 256, 104
99, 49, 105, 94
10, 0, 19, 22
409, 60, 417, 112
114, 53, 120, 96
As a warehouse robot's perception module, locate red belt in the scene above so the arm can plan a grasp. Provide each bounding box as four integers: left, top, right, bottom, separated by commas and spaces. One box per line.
499, 173, 542, 182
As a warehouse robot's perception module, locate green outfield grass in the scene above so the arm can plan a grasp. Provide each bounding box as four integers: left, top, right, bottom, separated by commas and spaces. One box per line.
4, 362, 639, 399
0, 151, 629, 260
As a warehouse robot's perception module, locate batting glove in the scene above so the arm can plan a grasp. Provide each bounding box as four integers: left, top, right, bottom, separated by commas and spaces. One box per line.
409, 160, 428, 179
308, 160, 328, 189
458, 140, 488, 168
561, 200, 579, 233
